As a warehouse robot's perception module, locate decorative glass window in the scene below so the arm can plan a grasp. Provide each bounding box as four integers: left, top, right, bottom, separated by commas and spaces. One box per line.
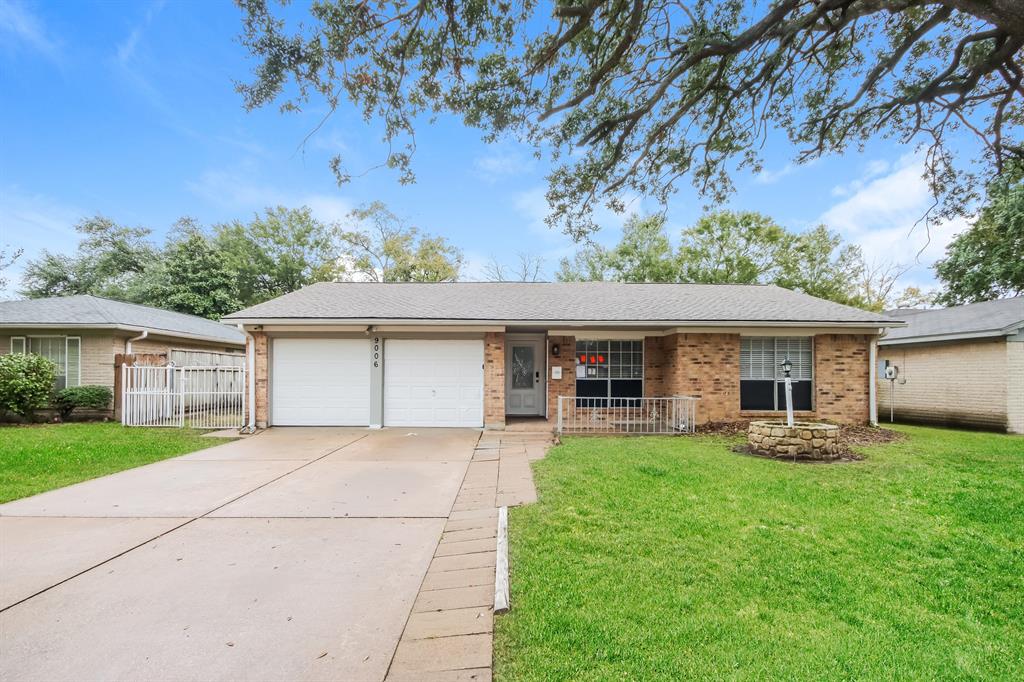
511, 345, 534, 389
575, 340, 643, 404
25, 336, 81, 389
740, 336, 812, 411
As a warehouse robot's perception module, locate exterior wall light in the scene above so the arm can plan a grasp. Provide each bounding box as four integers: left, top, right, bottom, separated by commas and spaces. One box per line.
551, 343, 560, 357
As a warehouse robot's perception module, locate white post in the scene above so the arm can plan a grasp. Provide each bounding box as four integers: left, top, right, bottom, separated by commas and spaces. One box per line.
784, 376, 794, 427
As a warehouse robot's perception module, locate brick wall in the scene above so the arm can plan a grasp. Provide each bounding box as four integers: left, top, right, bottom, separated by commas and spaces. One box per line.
658, 333, 742, 422
1008, 339, 1024, 434
814, 334, 871, 424
547, 335, 577, 419
483, 331, 505, 429
251, 331, 268, 428
877, 338, 1010, 431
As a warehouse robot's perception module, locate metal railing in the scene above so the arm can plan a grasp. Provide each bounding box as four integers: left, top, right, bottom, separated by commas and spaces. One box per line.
122, 364, 245, 429
556, 396, 699, 435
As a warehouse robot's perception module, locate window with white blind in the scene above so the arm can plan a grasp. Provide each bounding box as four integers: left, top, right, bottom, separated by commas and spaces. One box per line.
740, 337, 813, 411
15, 336, 81, 389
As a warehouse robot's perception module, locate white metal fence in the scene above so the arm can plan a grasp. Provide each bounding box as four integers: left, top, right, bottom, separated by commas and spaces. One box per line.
556, 396, 699, 435
122, 364, 245, 429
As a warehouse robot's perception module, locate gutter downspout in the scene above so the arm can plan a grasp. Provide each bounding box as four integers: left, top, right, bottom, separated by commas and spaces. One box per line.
238, 324, 257, 434
126, 329, 148, 355
869, 328, 884, 427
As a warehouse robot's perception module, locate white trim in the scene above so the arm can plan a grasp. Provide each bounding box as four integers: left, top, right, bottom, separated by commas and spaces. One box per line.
229, 317, 902, 329
869, 336, 878, 426
0, 324, 243, 347
10, 336, 26, 354
878, 328, 1017, 346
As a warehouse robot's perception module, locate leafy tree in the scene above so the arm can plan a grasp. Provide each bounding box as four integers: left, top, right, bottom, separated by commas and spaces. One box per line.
238, 0, 1024, 240
484, 253, 546, 282
0, 354, 56, 417
555, 244, 610, 282
337, 202, 463, 282
0, 245, 22, 291
213, 206, 340, 306
678, 211, 791, 284
146, 221, 241, 319
934, 163, 1024, 304
775, 226, 864, 306
891, 286, 937, 309
558, 214, 678, 282
20, 216, 159, 299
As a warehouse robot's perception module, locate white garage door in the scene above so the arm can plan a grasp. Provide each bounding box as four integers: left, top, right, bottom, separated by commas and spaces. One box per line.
384, 339, 484, 428
272, 338, 371, 426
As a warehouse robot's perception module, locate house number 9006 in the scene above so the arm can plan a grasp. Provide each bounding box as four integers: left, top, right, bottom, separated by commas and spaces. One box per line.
373, 337, 380, 367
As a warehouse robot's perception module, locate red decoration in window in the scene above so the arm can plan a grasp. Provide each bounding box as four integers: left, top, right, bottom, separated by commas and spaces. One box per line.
579, 355, 586, 364
597, 354, 605, 363
589, 355, 596, 364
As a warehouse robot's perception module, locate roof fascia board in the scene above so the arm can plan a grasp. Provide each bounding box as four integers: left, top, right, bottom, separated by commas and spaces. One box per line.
0, 323, 243, 346
878, 329, 1010, 346
229, 317, 901, 328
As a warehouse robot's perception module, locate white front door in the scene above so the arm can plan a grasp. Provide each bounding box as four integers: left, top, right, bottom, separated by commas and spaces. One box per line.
271, 338, 372, 426
384, 339, 484, 427
505, 337, 545, 416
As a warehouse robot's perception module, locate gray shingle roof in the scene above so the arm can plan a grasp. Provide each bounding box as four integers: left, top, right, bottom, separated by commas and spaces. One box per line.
224, 282, 898, 325
880, 296, 1024, 344
0, 295, 245, 345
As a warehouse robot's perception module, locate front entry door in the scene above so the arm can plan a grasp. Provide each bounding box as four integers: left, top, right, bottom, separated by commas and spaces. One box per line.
505, 337, 545, 416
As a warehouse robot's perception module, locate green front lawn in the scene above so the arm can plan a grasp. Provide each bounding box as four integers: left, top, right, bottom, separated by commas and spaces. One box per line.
494, 425, 1024, 680
0, 423, 227, 503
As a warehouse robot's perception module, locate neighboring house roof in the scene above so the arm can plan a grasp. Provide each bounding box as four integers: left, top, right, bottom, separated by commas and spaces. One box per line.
224, 282, 900, 327
880, 297, 1024, 346
0, 295, 245, 345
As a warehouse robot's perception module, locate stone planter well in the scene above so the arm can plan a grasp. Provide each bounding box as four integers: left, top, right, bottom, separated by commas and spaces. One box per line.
747, 421, 841, 460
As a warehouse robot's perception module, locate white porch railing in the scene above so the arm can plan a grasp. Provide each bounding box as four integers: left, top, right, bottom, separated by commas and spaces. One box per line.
122, 364, 245, 429
556, 396, 699, 435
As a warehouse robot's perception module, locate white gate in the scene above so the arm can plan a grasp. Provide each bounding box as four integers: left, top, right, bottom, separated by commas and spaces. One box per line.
122, 364, 246, 429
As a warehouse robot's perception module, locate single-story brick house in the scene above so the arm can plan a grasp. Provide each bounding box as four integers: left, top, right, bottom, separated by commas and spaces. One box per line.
223, 282, 902, 430
877, 297, 1024, 433
0, 295, 245, 395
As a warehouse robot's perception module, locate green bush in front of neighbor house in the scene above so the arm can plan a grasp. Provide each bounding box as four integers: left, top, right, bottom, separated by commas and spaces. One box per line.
0, 353, 56, 417
54, 385, 114, 420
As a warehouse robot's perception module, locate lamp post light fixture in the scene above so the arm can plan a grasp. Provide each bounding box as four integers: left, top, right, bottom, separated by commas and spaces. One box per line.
780, 356, 795, 427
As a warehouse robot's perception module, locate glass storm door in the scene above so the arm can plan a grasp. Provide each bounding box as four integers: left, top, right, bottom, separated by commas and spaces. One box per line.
505, 338, 544, 416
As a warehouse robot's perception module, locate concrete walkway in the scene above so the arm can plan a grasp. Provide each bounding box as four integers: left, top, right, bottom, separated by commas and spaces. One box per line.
0, 428, 481, 682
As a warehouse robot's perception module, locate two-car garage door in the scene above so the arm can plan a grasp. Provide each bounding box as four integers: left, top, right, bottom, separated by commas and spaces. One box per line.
271, 338, 483, 427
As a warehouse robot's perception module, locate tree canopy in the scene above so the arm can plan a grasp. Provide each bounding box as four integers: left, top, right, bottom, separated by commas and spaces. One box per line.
934, 161, 1024, 304
337, 201, 463, 282
238, 0, 1024, 240
557, 210, 918, 310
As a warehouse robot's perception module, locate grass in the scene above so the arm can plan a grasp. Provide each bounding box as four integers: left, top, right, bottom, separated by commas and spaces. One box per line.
494, 425, 1024, 680
0, 423, 226, 503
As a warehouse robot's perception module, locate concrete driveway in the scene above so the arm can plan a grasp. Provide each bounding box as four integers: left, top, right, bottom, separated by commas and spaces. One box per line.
0, 427, 481, 682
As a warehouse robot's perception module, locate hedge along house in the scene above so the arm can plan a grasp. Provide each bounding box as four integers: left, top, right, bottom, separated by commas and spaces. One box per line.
223, 282, 903, 431
877, 297, 1024, 433
0, 295, 246, 396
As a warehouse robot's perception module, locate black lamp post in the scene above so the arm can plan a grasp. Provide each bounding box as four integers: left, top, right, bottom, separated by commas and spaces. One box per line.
780, 356, 794, 426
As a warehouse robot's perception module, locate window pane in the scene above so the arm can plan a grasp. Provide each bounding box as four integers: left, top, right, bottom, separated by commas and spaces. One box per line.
65, 338, 81, 388
777, 381, 812, 411
511, 345, 533, 389
29, 337, 66, 376
11, 337, 25, 354
740, 380, 775, 410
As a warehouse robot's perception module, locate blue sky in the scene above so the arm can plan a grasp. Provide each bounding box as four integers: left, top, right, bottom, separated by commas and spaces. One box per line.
1, 0, 971, 298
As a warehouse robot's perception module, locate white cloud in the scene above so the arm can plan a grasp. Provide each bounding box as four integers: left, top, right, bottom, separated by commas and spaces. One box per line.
818, 153, 969, 288
186, 166, 353, 225
473, 143, 536, 182
830, 158, 892, 197
0, 185, 84, 298
754, 163, 796, 185
0, 0, 61, 63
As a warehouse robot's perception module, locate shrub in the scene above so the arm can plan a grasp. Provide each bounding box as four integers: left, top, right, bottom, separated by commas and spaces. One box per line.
54, 385, 114, 419
0, 354, 56, 417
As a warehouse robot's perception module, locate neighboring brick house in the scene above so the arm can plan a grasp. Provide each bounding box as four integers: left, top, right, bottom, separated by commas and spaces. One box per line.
0, 295, 245, 405
877, 297, 1024, 434
223, 282, 900, 430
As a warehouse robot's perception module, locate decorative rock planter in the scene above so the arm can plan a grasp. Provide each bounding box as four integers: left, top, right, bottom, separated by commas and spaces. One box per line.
747, 421, 841, 460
